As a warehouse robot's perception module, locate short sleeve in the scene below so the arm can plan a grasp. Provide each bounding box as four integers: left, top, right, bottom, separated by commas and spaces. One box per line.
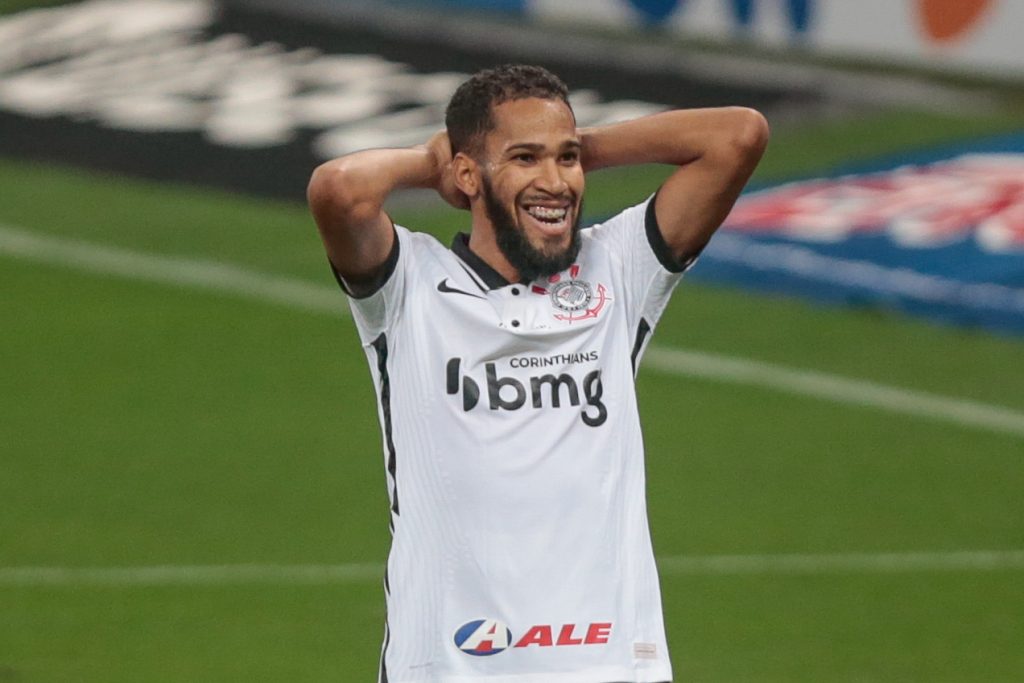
330, 224, 413, 344
586, 193, 698, 332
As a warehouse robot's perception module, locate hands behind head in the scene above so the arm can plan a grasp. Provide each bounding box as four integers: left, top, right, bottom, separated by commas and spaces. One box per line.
426, 131, 470, 211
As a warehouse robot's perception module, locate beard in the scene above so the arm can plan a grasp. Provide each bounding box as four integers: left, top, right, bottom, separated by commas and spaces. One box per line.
481, 174, 582, 283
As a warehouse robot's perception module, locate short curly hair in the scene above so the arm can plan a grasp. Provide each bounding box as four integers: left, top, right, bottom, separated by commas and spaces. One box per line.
445, 64, 572, 157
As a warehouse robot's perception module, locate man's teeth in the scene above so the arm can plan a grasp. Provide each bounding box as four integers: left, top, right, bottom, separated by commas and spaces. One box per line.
527, 206, 567, 221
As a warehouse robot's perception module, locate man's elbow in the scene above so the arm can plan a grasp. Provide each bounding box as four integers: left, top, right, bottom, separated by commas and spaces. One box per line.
307, 160, 377, 227
308, 160, 354, 209
724, 107, 770, 167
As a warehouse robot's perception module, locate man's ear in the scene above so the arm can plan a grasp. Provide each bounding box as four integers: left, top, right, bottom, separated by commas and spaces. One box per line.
452, 152, 481, 199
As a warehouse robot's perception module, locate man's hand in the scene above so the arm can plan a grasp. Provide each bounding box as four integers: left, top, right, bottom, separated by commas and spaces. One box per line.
424, 131, 469, 210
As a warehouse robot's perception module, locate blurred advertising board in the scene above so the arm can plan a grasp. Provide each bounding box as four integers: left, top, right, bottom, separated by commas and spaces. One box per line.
0, 0, 814, 198
381, 0, 1023, 81
2, 0, 1020, 334
697, 134, 1024, 335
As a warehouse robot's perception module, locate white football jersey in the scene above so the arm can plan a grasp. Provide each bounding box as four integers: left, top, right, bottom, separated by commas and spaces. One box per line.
340, 195, 694, 683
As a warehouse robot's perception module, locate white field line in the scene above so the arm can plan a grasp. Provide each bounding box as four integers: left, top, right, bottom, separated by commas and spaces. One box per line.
2, 550, 1024, 586
656, 549, 1024, 575
643, 347, 1024, 438
0, 224, 343, 316
0, 562, 382, 586
3, 223, 1024, 438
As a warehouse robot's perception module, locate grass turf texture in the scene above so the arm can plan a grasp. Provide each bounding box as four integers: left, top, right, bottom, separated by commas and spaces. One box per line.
2, 105, 1023, 681
0, 0, 75, 15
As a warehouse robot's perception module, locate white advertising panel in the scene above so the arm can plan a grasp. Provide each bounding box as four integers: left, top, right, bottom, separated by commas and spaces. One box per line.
528, 0, 1024, 79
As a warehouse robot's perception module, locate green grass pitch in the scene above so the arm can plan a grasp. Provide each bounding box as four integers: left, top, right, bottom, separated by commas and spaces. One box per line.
2, 105, 1023, 682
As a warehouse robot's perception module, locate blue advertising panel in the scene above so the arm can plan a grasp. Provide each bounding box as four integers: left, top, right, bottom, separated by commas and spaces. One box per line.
694, 134, 1024, 335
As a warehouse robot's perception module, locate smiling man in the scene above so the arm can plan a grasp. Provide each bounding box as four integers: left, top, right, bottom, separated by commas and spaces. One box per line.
307, 64, 768, 683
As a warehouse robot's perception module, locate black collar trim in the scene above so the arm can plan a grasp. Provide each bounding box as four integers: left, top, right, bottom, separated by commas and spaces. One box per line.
450, 232, 513, 290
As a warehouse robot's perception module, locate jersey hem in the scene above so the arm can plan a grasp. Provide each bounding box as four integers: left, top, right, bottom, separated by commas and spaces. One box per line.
387, 665, 673, 683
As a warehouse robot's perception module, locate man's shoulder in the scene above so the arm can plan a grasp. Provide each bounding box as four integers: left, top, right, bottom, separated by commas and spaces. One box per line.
581, 197, 653, 237
394, 223, 448, 251
577, 199, 652, 265
394, 224, 465, 267
392, 224, 471, 286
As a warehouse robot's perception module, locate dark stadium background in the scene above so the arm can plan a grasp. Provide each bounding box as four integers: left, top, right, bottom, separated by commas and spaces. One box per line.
1, 1, 1022, 681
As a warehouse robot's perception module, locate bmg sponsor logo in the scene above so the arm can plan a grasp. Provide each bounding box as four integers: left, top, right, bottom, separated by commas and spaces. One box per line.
453, 619, 612, 656
445, 358, 607, 427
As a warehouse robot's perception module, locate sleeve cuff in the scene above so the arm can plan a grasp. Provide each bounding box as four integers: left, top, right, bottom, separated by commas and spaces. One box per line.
644, 191, 700, 273
329, 225, 401, 299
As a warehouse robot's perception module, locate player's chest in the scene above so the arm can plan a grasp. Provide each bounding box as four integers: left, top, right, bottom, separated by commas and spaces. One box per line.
427, 262, 619, 338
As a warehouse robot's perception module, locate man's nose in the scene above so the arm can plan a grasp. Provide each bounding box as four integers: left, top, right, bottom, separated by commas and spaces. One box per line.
534, 159, 569, 195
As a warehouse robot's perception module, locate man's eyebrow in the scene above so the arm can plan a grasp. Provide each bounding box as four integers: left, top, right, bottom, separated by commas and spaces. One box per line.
505, 140, 582, 153
505, 142, 545, 154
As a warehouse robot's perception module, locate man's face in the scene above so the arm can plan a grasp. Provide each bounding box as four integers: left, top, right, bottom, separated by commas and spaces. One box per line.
477, 97, 585, 282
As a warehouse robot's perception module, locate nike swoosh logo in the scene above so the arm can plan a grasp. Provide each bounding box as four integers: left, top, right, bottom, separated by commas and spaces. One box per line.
437, 278, 485, 299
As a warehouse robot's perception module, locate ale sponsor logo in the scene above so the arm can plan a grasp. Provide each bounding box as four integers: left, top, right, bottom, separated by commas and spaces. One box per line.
453, 619, 513, 656
453, 618, 612, 656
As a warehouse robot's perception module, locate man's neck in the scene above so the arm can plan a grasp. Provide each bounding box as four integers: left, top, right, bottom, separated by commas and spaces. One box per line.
467, 220, 520, 284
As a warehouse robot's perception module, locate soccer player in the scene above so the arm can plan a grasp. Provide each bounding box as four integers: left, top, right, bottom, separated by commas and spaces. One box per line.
307, 64, 767, 683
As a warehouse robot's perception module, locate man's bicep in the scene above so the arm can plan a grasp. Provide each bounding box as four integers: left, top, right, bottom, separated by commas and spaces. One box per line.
653, 162, 746, 263
326, 218, 402, 300
320, 211, 397, 293
654, 109, 768, 264
308, 161, 398, 286
339, 224, 411, 336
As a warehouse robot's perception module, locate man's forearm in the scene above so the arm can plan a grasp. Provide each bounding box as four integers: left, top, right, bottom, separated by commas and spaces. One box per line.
308, 146, 440, 227
579, 107, 765, 173
580, 106, 768, 263
306, 144, 444, 283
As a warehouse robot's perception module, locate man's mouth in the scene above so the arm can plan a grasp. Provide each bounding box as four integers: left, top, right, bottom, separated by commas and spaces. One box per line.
522, 203, 571, 235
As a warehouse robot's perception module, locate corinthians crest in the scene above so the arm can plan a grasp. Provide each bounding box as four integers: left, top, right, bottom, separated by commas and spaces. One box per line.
533, 264, 610, 322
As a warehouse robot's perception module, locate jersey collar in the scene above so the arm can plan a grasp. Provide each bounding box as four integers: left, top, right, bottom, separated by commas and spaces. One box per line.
450, 232, 517, 290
